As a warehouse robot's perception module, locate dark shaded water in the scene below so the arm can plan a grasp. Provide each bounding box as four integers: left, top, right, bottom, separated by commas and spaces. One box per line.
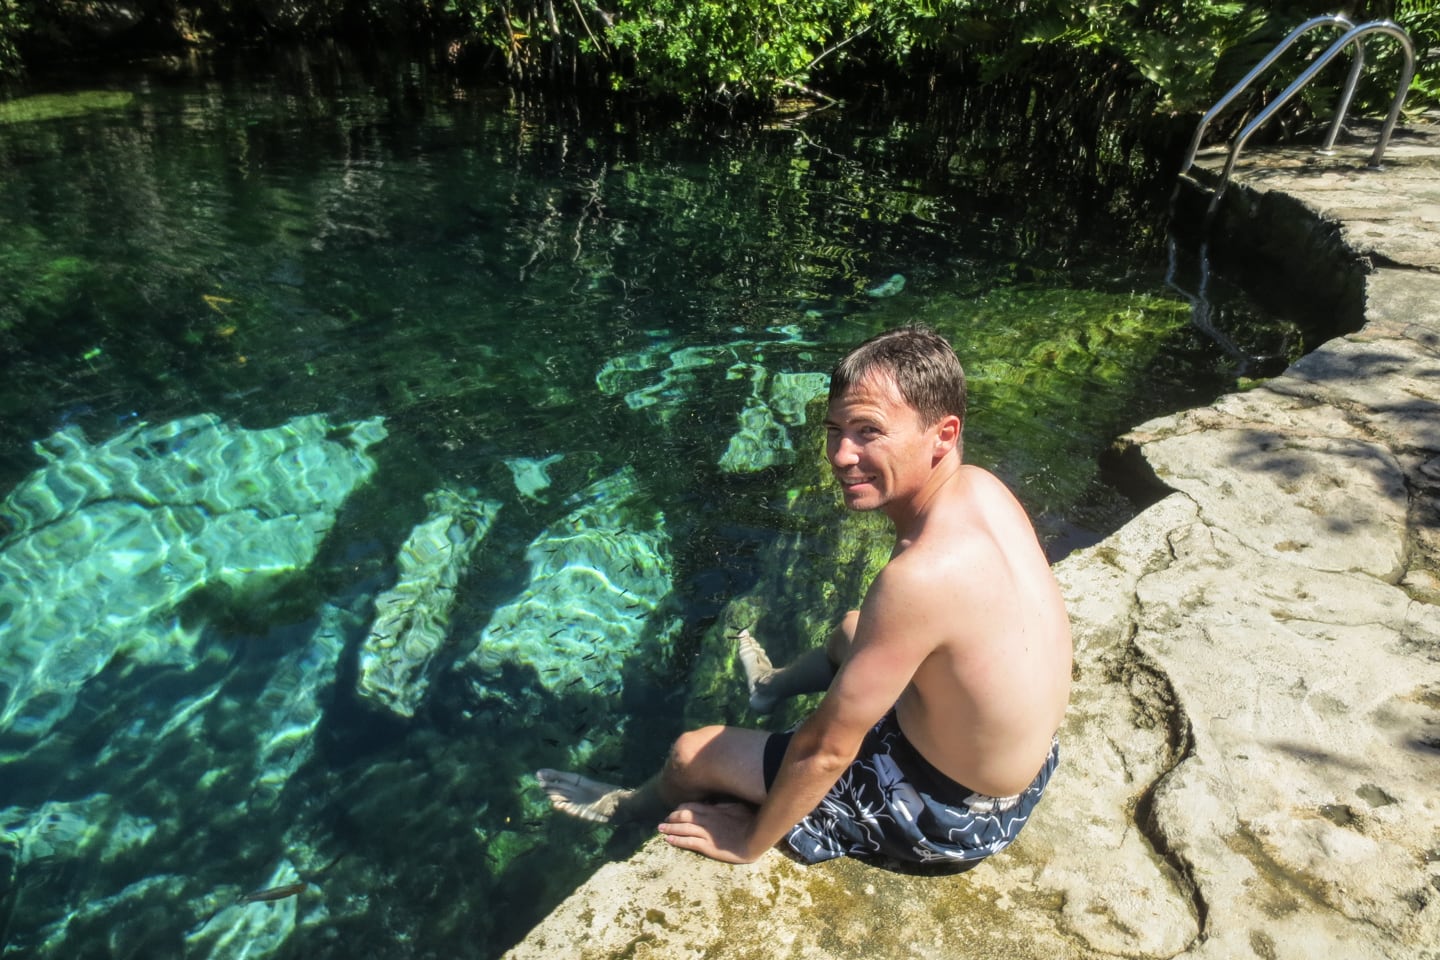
0, 55, 1292, 958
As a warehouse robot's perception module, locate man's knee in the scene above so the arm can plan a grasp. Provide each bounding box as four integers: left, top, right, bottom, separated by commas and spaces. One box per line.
664, 726, 726, 787
827, 610, 861, 664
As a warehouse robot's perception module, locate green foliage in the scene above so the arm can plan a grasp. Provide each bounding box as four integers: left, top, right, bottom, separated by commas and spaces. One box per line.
0, 0, 26, 79
1, 1, 1434, 118
1398, 0, 1440, 110
604, 0, 872, 100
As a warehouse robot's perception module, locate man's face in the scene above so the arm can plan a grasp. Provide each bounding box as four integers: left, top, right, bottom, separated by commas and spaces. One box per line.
823, 373, 937, 513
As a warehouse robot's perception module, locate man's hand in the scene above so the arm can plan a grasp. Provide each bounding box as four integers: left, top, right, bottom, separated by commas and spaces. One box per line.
657, 802, 763, 864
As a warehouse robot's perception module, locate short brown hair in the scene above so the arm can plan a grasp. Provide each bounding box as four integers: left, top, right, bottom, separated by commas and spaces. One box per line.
829, 326, 967, 429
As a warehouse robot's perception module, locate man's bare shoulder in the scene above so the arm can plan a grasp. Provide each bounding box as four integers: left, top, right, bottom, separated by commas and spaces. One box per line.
901, 468, 1025, 566
884, 465, 1060, 629
864, 532, 996, 629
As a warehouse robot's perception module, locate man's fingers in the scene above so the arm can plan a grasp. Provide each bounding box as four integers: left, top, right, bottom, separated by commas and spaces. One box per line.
662, 804, 703, 824
660, 830, 716, 857
658, 819, 704, 839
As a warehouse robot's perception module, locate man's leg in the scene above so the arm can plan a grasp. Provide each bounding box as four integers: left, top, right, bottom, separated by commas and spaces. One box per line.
539, 612, 860, 821
739, 611, 858, 713
538, 724, 770, 823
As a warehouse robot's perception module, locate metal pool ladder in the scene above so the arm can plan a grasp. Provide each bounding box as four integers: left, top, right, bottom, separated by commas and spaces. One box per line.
1180, 14, 1416, 208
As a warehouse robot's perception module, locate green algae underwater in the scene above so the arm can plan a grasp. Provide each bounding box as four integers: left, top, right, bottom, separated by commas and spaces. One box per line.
0, 61, 1294, 959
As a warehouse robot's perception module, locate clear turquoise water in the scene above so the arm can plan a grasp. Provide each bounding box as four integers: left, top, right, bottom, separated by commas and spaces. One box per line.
0, 58, 1287, 958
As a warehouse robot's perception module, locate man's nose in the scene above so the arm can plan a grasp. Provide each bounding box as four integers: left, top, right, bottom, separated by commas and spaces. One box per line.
829, 436, 859, 465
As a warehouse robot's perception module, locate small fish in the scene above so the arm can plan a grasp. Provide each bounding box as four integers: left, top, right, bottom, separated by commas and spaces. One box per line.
239, 881, 308, 903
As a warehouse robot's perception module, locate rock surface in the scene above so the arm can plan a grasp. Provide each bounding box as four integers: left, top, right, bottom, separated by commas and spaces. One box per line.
503, 118, 1440, 958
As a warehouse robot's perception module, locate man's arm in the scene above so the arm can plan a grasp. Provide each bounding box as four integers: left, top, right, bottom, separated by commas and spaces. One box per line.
659, 562, 945, 862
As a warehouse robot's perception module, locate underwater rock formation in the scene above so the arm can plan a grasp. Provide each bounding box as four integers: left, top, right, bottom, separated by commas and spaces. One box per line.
0, 413, 385, 746
719, 369, 829, 474
0, 598, 363, 958
596, 326, 828, 474
0, 794, 155, 867
251, 602, 354, 807
465, 468, 677, 716
358, 489, 502, 719
866, 273, 906, 297
504, 454, 564, 502
185, 860, 304, 959
594, 325, 817, 418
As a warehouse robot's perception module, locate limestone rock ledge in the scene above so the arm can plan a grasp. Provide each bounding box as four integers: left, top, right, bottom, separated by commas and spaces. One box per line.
505, 141, 1440, 958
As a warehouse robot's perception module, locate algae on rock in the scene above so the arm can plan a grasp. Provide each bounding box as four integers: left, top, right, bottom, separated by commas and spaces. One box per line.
0, 91, 135, 126
688, 403, 892, 729
880, 284, 1193, 510
359, 489, 502, 719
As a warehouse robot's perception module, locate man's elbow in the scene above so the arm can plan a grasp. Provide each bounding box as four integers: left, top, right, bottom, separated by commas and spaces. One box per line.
790, 732, 858, 775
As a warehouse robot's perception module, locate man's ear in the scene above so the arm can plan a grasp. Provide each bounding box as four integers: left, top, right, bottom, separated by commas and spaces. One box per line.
933, 414, 962, 458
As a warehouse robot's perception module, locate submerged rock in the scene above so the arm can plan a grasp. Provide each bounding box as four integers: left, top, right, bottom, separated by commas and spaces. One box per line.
0, 413, 386, 746
866, 273, 906, 297
465, 468, 676, 714
594, 325, 818, 419
0, 598, 361, 958
719, 368, 830, 474
597, 326, 828, 475
358, 489, 502, 719
184, 861, 304, 960
504, 454, 564, 502
250, 602, 355, 807
0, 794, 156, 867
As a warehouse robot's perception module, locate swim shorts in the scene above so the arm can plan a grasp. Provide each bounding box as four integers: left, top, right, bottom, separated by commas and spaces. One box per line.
763, 709, 1059, 867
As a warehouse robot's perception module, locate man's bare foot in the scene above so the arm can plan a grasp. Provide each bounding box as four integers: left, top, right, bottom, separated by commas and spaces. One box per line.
536, 769, 636, 823
735, 628, 778, 714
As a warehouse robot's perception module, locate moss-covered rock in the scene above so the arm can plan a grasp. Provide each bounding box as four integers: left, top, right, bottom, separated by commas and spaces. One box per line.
0, 91, 134, 126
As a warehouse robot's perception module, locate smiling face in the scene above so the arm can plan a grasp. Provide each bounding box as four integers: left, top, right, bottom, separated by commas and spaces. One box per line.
824, 372, 952, 516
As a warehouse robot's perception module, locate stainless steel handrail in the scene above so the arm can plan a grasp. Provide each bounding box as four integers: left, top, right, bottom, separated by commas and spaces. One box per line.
1209, 20, 1416, 207
1180, 14, 1360, 176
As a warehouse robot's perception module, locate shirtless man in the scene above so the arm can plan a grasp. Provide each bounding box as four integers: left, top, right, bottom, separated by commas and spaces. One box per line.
538, 326, 1072, 866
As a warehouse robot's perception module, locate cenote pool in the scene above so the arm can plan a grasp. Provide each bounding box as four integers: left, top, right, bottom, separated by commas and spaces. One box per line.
0, 57, 1294, 958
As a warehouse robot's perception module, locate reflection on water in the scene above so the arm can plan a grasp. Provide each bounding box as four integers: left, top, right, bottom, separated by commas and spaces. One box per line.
0, 58, 1283, 957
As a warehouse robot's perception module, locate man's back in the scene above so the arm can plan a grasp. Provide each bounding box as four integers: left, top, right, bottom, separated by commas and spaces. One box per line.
883, 464, 1072, 797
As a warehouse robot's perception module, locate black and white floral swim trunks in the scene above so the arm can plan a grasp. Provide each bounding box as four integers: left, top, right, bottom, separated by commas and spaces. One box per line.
762, 709, 1059, 866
